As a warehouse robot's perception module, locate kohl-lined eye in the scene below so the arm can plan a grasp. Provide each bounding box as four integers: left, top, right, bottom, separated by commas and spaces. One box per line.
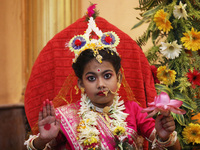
87, 76, 96, 81
104, 73, 112, 79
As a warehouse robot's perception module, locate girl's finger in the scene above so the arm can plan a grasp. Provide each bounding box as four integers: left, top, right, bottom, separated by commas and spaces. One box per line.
50, 101, 55, 116
42, 100, 47, 118
162, 124, 175, 132
38, 108, 43, 121
55, 115, 61, 126
161, 116, 174, 124
46, 99, 51, 116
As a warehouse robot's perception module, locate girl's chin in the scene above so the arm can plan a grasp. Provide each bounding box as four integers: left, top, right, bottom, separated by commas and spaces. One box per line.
91, 100, 113, 108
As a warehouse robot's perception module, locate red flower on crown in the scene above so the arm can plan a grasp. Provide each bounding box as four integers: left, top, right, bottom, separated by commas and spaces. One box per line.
105, 36, 112, 43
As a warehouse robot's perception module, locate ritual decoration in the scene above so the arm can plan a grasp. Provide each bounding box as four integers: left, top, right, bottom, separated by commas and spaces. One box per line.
132, 0, 200, 149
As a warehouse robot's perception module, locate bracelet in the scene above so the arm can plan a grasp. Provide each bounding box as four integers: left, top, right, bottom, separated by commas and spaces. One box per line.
24, 133, 51, 150
24, 134, 39, 150
152, 131, 177, 150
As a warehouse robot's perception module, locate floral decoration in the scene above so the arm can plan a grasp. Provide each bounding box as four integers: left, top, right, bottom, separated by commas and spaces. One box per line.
157, 66, 176, 85
85, 3, 99, 21
100, 32, 120, 50
153, 9, 173, 33
77, 94, 129, 149
87, 4, 97, 17
132, 0, 200, 149
173, 1, 188, 20
68, 35, 88, 54
186, 68, 200, 89
67, 4, 120, 63
181, 27, 200, 51
160, 41, 182, 59
182, 123, 200, 145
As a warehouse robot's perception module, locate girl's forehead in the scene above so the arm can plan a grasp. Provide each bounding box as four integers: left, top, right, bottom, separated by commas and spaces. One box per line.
84, 60, 114, 72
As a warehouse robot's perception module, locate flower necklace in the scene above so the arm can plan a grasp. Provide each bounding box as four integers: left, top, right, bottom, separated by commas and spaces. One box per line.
77, 94, 129, 149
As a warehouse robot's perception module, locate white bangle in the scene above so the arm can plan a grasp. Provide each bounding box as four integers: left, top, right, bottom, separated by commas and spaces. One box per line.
152, 131, 177, 150
24, 133, 51, 150
24, 134, 39, 150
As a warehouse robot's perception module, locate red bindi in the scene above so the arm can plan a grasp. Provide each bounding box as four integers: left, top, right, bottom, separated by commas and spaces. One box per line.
44, 123, 51, 130
97, 68, 101, 72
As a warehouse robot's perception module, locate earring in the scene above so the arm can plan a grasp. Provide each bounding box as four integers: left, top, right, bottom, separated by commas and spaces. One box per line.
80, 87, 85, 94
117, 74, 121, 89
117, 82, 121, 89
74, 85, 79, 94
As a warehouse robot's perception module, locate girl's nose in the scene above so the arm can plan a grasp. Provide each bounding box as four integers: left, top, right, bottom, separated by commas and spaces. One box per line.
97, 78, 106, 90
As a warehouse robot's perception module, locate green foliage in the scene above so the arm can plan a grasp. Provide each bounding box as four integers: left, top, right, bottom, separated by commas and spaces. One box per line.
133, 0, 200, 149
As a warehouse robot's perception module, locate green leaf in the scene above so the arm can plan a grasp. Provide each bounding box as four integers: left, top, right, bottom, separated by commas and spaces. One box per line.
142, 5, 161, 17
131, 20, 145, 29
155, 84, 173, 96
172, 113, 186, 126
152, 30, 160, 44
131, 16, 151, 29
174, 93, 197, 110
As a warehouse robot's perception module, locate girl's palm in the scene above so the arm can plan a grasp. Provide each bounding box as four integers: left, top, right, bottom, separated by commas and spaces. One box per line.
38, 99, 60, 142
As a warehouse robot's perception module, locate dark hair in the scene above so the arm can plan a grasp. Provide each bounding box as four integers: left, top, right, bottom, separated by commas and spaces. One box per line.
72, 48, 121, 79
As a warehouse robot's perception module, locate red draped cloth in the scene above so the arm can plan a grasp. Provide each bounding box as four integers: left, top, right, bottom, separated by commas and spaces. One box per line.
24, 16, 157, 150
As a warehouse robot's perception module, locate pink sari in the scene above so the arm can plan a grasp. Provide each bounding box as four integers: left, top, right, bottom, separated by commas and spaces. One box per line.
55, 101, 141, 150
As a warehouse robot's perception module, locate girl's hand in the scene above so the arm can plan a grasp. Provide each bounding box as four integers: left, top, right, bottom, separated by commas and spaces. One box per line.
38, 99, 60, 143
155, 111, 175, 141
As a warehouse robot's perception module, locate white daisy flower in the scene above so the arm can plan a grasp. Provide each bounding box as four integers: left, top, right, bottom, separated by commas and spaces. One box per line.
160, 41, 182, 59
173, 1, 188, 20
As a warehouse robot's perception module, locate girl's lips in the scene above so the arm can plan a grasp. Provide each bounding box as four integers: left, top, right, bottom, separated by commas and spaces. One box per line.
97, 91, 106, 96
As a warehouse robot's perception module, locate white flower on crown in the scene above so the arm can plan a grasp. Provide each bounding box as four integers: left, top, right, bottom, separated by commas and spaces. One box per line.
84, 17, 103, 38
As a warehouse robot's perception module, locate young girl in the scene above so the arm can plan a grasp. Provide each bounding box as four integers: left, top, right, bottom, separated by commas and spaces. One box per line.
24, 5, 182, 150
25, 49, 181, 149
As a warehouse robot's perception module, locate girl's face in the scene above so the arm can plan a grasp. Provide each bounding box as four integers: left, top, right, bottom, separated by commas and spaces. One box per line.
78, 59, 120, 108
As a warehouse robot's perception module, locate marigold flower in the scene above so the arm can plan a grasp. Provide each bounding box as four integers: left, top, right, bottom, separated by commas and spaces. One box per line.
154, 9, 173, 33
157, 66, 176, 85
113, 126, 125, 135
182, 123, 200, 145
181, 27, 200, 51
186, 69, 200, 88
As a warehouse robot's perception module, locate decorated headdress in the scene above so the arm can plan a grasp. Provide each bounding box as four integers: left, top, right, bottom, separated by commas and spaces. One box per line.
67, 14, 120, 63
24, 5, 157, 147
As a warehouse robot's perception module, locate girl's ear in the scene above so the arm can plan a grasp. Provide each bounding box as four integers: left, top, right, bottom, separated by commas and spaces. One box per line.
78, 78, 84, 89
117, 72, 122, 84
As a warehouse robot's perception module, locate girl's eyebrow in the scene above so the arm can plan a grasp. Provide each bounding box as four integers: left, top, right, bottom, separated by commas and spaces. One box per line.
85, 69, 113, 76
102, 69, 113, 74
85, 72, 95, 76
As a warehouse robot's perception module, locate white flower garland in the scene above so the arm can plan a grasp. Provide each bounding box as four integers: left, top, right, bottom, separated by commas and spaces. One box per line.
77, 94, 129, 149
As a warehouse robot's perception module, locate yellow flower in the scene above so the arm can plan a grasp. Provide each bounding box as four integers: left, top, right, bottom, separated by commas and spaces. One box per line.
113, 126, 125, 135
157, 66, 176, 85
182, 123, 200, 145
83, 136, 98, 146
181, 27, 200, 51
154, 9, 173, 33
